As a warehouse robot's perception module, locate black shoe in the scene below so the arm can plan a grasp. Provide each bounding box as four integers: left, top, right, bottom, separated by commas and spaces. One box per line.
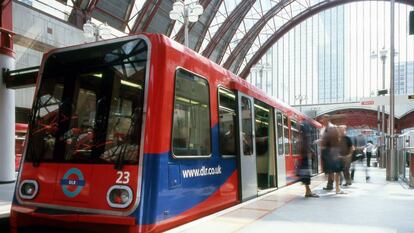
366, 176, 370, 180
323, 187, 333, 190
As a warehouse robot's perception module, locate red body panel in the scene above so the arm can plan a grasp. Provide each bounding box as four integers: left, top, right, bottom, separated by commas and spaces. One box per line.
18, 163, 139, 213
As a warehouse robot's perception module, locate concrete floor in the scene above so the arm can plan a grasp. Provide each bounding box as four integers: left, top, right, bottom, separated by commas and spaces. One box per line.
0, 182, 14, 219
169, 164, 414, 233
0, 182, 14, 232
1, 164, 413, 233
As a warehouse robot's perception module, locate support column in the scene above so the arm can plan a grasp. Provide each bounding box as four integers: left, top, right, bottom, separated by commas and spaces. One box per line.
0, 1, 16, 183
380, 106, 386, 168
0, 53, 15, 183
387, 0, 398, 181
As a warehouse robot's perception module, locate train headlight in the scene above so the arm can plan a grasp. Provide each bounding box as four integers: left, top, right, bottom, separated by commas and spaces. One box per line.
19, 180, 39, 199
106, 185, 133, 208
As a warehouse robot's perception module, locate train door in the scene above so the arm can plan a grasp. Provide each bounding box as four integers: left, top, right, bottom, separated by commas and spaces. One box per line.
254, 100, 277, 193
276, 112, 287, 187
237, 93, 257, 201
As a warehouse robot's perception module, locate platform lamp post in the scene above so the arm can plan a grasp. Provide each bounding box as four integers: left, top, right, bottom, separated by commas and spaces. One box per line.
388, 0, 398, 181
82, 20, 112, 42
169, 0, 204, 47
251, 62, 272, 93
295, 95, 307, 112
370, 47, 388, 168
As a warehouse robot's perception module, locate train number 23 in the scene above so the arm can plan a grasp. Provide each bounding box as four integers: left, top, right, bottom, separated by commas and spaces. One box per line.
116, 171, 130, 184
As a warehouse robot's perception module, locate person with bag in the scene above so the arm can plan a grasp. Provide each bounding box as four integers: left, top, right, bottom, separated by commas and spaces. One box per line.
297, 121, 319, 198
317, 114, 335, 191
324, 126, 346, 194
338, 125, 354, 186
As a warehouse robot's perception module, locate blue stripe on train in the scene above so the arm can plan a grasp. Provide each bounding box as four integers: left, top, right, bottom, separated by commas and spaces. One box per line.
135, 125, 237, 225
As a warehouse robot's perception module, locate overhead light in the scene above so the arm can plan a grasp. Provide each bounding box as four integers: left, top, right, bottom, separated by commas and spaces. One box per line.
173, 1, 185, 13
188, 15, 198, 23
191, 4, 203, 16
169, 10, 181, 21
169, 0, 204, 47
121, 80, 142, 89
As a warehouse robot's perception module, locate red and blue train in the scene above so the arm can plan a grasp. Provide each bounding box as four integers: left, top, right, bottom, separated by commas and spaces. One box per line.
11, 34, 321, 233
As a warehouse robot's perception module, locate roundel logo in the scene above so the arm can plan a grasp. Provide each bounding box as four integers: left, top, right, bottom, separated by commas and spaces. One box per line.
60, 168, 85, 198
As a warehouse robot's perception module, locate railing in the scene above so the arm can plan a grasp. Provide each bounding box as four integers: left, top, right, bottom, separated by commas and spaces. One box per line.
396, 132, 414, 187
2, 66, 39, 89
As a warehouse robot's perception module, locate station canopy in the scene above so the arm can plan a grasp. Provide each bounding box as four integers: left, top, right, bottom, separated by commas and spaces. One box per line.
29, 0, 340, 78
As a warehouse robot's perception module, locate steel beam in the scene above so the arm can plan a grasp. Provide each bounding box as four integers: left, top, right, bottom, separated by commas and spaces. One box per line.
223, 0, 294, 73
201, 0, 255, 63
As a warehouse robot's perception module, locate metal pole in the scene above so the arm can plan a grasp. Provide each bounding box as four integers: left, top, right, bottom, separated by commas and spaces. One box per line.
380, 51, 386, 168
184, 7, 189, 48
381, 105, 386, 168
387, 0, 398, 181
381, 53, 386, 89
95, 27, 99, 42
377, 105, 380, 138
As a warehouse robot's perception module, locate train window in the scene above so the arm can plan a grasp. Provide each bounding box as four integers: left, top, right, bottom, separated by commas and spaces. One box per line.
241, 97, 253, 155
172, 69, 211, 157
254, 101, 271, 156
291, 120, 299, 155
218, 88, 237, 157
283, 115, 290, 155
27, 38, 147, 165
276, 112, 284, 155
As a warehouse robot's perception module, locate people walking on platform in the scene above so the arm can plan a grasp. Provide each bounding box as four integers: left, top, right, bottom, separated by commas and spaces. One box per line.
317, 114, 335, 191
364, 140, 375, 167
298, 121, 319, 198
338, 125, 354, 186
324, 127, 346, 194
350, 132, 366, 181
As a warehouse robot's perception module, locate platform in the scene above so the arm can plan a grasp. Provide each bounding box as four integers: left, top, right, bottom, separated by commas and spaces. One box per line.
0, 182, 14, 219
167, 164, 414, 233
1, 165, 413, 233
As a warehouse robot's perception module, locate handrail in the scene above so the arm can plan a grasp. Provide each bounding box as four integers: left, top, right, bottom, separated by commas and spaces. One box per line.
2, 66, 39, 89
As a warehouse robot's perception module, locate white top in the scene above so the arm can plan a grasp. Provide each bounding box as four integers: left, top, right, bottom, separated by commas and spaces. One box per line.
365, 142, 374, 152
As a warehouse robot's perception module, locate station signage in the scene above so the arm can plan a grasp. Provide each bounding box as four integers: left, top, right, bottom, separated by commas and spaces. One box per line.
361, 100, 375, 105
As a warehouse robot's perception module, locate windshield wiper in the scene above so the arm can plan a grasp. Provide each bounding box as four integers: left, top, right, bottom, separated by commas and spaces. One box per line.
30, 100, 42, 167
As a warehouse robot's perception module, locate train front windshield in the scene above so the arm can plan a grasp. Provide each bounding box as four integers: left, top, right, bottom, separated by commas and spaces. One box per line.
26, 38, 148, 165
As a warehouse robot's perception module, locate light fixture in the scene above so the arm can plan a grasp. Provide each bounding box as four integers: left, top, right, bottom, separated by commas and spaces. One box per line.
169, 0, 204, 47
83, 20, 113, 42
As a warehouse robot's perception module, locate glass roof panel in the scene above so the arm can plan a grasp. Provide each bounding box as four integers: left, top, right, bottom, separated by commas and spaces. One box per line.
127, 1, 146, 33
199, 0, 240, 52
221, 0, 279, 65
239, 0, 310, 72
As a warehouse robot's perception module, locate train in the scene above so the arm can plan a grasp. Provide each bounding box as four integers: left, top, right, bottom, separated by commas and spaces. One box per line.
11, 34, 321, 233
15, 123, 27, 171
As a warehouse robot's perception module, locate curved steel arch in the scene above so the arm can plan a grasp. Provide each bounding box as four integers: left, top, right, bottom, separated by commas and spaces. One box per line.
222, 0, 295, 72
202, 0, 256, 63
237, 0, 414, 79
